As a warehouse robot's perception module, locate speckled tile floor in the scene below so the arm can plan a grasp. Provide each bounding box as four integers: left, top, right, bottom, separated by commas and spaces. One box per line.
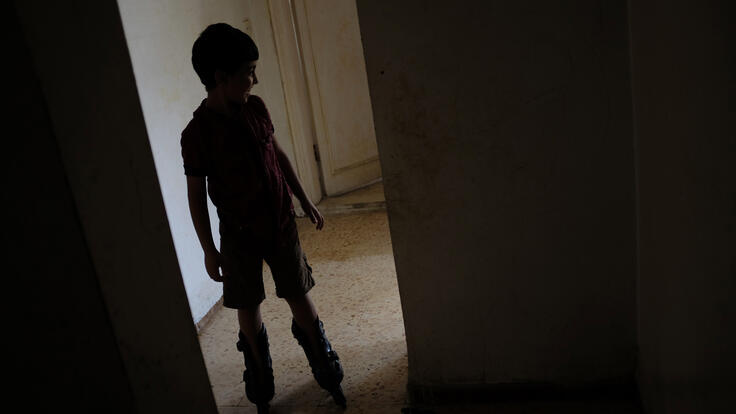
198, 210, 408, 413
197, 188, 643, 413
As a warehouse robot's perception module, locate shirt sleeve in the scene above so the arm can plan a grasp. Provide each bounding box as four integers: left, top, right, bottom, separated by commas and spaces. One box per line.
181, 124, 209, 177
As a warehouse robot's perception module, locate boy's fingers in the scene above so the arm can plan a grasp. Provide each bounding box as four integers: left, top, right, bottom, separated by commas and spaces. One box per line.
206, 265, 224, 282
310, 208, 321, 228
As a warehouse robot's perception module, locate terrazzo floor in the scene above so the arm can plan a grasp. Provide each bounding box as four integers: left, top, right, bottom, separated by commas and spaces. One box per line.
198, 209, 408, 413
197, 183, 643, 413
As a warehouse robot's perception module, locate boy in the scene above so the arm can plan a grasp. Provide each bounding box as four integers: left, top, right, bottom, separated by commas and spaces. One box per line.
181, 23, 345, 413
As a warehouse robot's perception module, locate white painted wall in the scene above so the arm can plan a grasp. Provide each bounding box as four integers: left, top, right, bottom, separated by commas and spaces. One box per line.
117, 0, 296, 322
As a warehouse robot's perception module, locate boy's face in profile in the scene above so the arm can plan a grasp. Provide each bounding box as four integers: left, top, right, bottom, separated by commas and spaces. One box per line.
218, 60, 258, 104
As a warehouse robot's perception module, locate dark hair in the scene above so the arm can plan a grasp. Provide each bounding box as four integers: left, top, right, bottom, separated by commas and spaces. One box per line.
192, 23, 259, 91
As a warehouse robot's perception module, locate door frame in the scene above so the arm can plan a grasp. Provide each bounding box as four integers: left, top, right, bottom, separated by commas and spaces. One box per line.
267, 0, 323, 203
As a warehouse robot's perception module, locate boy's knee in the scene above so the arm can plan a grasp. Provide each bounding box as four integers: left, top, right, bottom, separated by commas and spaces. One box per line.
237, 303, 261, 316
284, 292, 310, 306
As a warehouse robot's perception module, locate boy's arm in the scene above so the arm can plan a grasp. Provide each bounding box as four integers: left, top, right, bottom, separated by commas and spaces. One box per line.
273, 138, 325, 230
186, 176, 225, 281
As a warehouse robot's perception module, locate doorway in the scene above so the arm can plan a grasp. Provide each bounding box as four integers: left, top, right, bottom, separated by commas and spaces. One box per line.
267, 0, 382, 202
197, 4, 402, 410
116, 0, 405, 411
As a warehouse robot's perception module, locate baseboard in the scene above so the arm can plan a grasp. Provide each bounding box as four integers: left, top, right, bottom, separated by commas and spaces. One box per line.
195, 296, 224, 334
327, 177, 383, 198
319, 200, 386, 216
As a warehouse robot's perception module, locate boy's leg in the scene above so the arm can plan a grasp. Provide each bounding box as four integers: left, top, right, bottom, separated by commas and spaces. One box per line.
220, 225, 273, 411
268, 224, 345, 405
237, 304, 264, 369
285, 293, 321, 352
286, 293, 346, 407
235, 302, 275, 411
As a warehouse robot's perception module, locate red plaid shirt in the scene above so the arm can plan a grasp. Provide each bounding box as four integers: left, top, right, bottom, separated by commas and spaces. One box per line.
181, 95, 294, 241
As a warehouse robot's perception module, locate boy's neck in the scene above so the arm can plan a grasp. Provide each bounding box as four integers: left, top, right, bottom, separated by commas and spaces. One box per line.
205, 90, 240, 118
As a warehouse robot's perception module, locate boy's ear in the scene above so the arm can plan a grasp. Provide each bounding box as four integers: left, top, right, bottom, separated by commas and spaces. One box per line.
214, 69, 227, 86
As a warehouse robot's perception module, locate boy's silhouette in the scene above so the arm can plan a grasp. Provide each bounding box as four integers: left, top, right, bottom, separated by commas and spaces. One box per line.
182, 23, 345, 412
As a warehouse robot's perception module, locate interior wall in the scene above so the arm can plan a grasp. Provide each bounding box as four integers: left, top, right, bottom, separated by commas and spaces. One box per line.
117, 0, 298, 322
629, 1, 735, 412
12, 0, 216, 411
357, 0, 637, 391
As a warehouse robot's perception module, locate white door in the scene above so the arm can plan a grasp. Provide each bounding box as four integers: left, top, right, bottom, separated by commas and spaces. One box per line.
269, 0, 381, 197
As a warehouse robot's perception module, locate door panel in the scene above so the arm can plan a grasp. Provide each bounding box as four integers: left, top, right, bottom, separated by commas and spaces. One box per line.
293, 0, 381, 195
267, 0, 323, 203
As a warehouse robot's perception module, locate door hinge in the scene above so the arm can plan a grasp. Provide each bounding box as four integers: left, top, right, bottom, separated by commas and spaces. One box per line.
313, 144, 321, 163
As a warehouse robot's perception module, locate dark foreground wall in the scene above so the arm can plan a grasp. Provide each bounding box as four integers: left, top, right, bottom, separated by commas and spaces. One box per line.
6, 6, 135, 410
630, 1, 736, 412
357, 0, 637, 394
7, 1, 216, 411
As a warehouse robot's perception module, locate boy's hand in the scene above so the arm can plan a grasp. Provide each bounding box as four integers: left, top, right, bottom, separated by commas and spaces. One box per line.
300, 198, 325, 230
204, 249, 227, 282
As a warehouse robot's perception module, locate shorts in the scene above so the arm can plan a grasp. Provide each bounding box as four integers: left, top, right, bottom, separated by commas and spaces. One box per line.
219, 216, 315, 308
